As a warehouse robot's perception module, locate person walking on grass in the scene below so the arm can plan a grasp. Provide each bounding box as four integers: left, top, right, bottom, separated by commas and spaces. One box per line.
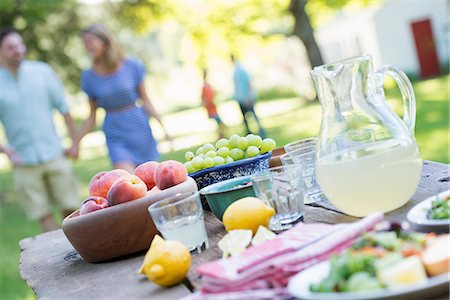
202, 69, 226, 139
74, 24, 172, 173
230, 54, 266, 138
0, 28, 80, 232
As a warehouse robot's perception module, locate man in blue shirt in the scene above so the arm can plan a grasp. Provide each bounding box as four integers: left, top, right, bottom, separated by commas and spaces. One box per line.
0, 28, 80, 231
231, 54, 265, 138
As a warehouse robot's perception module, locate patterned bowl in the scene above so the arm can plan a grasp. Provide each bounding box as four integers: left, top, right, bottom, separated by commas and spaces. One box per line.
189, 151, 271, 191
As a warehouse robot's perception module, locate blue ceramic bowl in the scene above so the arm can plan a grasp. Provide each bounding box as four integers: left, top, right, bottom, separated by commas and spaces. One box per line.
189, 151, 271, 191
199, 175, 256, 221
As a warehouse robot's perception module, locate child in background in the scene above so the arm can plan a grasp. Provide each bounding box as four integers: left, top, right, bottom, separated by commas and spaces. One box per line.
202, 69, 226, 138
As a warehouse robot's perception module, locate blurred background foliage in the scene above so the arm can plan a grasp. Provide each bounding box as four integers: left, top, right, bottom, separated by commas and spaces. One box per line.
0, 0, 372, 92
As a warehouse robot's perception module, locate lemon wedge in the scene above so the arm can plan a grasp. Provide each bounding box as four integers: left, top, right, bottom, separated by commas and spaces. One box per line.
251, 226, 276, 246
218, 229, 252, 258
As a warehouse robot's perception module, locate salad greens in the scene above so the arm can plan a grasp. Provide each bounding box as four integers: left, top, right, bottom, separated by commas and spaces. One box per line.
310, 231, 428, 293
427, 194, 450, 220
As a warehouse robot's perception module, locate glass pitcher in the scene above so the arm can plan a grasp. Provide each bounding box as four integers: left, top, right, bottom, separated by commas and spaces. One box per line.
311, 54, 422, 217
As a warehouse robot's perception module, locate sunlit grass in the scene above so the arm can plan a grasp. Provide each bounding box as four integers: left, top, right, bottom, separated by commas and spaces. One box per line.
0, 75, 448, 299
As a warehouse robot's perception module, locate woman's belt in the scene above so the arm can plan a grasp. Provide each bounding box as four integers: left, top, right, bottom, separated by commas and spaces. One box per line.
105, 103, 137, 113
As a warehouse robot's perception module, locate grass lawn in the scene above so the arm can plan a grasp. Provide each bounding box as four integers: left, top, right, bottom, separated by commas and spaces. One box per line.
0, 75, 448, 299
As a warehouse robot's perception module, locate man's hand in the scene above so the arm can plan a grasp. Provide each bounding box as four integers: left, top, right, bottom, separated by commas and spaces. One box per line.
64, 144, 79, 160
3, 146, 21, 165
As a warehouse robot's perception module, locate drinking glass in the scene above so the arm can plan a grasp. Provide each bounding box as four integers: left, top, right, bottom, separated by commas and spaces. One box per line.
284, 137, 316, 153
251, 166, 304, 231
280, 140, 327, 204
148, 192, 209, 254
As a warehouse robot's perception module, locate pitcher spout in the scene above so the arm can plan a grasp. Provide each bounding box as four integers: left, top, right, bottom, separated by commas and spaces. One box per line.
311, 54, 374, 108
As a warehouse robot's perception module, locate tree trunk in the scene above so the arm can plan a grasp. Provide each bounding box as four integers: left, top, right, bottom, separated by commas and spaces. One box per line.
289, 0, 324, 68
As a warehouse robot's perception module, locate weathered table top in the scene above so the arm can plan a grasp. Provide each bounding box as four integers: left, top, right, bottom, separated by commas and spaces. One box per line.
19, 161, 449, 299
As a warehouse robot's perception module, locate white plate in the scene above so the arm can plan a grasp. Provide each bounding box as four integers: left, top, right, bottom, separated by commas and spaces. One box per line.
288, 260, 450, 300
407, 190, 450, 232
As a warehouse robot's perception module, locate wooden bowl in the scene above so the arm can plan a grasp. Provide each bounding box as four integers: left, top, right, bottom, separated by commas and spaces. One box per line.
62, 177, 198, 263
269, 147, 286, 168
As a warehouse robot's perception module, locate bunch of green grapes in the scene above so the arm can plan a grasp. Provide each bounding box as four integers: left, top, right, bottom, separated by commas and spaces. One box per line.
183, 134, 276, 174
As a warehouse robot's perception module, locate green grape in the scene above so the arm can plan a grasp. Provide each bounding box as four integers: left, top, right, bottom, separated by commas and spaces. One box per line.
229, 148, 245, 161
261, 138, 276, 153
198, 154, 206, 159
247, 145, 260, 157
203, 157, 214, 168
215, 138, 229, 149
247, 134, 262, 147
225, 156, 234, 164
184, 161, 196, 174
213, 156, 225, 166
192, 156, 204, 169
229, 134, 240, 148
237, 137, 249, 150
203, 143, 215, 152
217, 147, 230, 158
205, 150, 217, 158
184, 151, 195, 162
196, 146, 205, 155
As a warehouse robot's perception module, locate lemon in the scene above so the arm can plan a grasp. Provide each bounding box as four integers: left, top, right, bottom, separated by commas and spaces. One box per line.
251, 226, 276, 246
218, 229, 253, 258
139, 235, 191, 287
222, 197, 275, 234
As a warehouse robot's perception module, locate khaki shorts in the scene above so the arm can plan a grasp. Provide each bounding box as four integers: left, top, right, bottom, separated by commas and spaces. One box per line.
13, 156, 80, 220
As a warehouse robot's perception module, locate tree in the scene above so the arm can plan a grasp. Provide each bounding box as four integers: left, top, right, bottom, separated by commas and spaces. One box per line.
113, 0, 364, 70
289, 0, 324, 67
0, 0, 369, 89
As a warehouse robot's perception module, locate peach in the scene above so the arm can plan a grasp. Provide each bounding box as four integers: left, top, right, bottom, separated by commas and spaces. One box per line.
135, 161, 160, 190
154, 160, 188, 190
80, 196, 109, 215
108, 175, 147, 206
89, 169, 129, 199
88, 171, 107, 196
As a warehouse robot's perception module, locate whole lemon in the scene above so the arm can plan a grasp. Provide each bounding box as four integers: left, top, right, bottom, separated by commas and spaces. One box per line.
222, 197, 275, 234
139, 235, 191, 287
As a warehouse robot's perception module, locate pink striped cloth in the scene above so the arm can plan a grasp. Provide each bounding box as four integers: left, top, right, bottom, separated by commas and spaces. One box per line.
182, 212, 384, 300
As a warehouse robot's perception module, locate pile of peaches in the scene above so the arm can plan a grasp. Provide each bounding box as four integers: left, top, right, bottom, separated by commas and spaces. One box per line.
79, 160, 187, 215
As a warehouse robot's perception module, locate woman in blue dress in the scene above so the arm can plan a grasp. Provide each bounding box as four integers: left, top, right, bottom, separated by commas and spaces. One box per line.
74, 24, 171, 173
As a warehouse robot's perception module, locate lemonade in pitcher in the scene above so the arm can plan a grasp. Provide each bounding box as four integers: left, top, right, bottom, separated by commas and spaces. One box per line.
311, 55, 422, 217
316, 141, 422, 217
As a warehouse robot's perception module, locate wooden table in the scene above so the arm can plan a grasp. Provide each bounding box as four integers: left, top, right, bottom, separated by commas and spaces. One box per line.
19, 161, 449, 299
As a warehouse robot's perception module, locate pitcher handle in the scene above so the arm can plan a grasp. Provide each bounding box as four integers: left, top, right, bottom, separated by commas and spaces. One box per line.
378, 65, 416, 135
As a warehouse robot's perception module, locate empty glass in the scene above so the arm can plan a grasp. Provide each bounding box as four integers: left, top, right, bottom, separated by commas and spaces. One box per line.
284, 137, 316, 153
251, 166, 304, 231
148, 192, 209, 254
280, 139, 327, 204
